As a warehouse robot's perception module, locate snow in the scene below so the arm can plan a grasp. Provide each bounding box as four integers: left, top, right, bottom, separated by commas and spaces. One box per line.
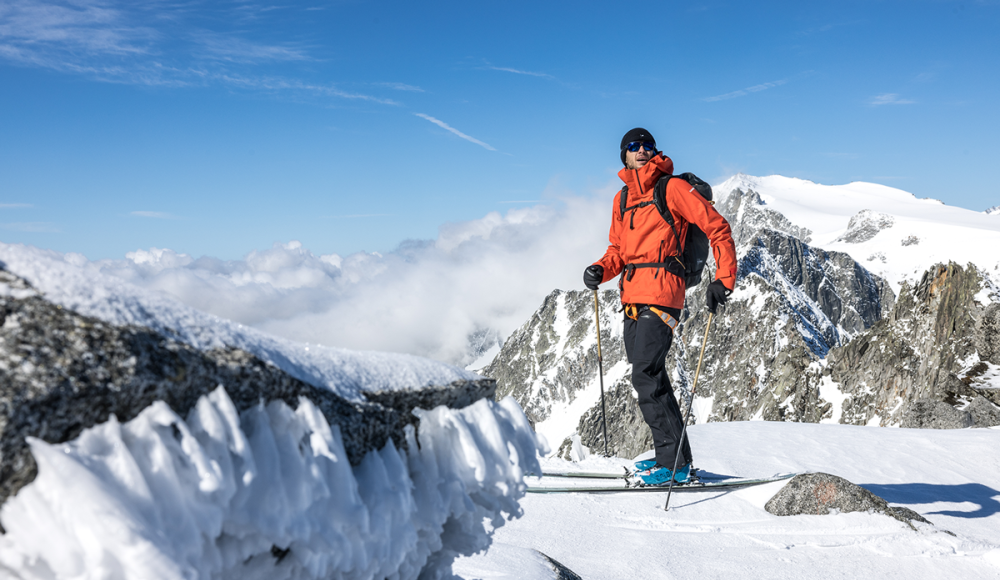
716, 174, 1000, 296
0, 243, 479, 402
0, 387, 545, 579
455, 421, 1000, 579
465, 344, 501, 372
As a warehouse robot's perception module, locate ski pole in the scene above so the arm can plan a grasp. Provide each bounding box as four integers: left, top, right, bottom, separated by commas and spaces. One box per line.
593, 290, 609, 457
664, 312, 714, 511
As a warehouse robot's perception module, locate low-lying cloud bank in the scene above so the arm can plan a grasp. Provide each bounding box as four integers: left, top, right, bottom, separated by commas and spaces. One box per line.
94, 193, 615, 365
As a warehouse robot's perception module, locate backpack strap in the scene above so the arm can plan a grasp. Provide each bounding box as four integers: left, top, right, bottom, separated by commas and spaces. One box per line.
653, 174, 685, 257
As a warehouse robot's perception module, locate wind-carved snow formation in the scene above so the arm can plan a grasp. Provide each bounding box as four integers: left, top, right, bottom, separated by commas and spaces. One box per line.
0, 386, 545, 579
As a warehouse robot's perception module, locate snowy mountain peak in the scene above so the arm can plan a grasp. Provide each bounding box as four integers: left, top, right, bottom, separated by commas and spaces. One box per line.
986, 205, 1000, 216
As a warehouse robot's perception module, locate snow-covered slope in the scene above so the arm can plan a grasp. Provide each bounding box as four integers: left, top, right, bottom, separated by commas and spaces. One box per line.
0, 243, 478, 402
715, 174, 1000, 293
455, 421, 1000, 579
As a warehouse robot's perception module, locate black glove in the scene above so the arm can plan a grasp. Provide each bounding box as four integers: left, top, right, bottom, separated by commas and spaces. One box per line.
583, 265, 604, 290
706, 280, 733, 314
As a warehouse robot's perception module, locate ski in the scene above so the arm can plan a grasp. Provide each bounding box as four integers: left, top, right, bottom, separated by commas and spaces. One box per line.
536, 467, 727, 481
535, 469, 631, 480
526, 472, 797, 494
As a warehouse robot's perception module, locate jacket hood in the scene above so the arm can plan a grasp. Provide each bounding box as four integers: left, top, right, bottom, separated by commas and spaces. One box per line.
618, 154, 674, 197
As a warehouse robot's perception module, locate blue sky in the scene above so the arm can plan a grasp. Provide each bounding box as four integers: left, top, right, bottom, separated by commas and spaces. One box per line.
2, 0, 998, 260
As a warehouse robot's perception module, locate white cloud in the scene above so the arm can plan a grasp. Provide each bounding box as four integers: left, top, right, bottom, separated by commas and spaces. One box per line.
485, 65, 553, 79
869, 93, 916, 106
0, 221, 59, 232
131, 211, 177, 219
373, 82, 424, 92
704, 79, 788, 102
95, 190, 616, 365
0, 1, 399, 104
194, 34, 310, 63
415, 113, 497, 151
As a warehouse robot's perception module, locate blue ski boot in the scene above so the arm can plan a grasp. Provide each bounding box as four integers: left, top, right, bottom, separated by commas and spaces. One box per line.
633, 459, 657, 472
635, 463, 691, 486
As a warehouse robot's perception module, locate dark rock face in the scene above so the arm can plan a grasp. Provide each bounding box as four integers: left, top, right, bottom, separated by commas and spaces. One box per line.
0, 271, 495, 510
720, 188, 813, 245
568, 375, 652, 461
977, 303, 1000, 364
899, 399, 974, 429
680, 221, 892, 425
485, 289, 624, 427
826, 263, 997, 426
765, 473, 931, 530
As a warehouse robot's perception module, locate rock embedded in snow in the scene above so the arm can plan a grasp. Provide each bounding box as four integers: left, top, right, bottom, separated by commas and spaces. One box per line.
0, 271, 495, 510
765, 473, 931, 530
899, 399, 974, 429
834, 210, 895, 244
536, 551, 584, 580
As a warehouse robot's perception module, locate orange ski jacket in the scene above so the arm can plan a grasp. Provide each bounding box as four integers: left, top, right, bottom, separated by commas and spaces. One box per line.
594, 154, 737, 309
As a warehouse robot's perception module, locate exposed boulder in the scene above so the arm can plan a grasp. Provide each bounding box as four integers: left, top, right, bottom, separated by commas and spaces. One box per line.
967, 396, 1000, 427
0, 271, 495, 509
765, 473, 931, 530
899, 399, 974, 429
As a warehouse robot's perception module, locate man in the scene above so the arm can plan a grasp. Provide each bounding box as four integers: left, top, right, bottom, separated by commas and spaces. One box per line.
583, 127, 737, 485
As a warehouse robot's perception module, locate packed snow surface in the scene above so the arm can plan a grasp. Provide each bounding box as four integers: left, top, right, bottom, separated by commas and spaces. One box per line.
0, 387, 545, 579
716, 174, 1000, 294
0, 243, 479, 401
455, 421, 1000, 579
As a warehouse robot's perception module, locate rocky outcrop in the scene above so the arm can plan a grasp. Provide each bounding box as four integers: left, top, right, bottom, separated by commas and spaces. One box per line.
765, 473, 932, 531
834, 210, 895, 244
0, 270, 495, 510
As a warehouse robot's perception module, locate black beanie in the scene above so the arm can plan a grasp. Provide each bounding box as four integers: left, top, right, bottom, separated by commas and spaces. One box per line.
620, 127, 656, 166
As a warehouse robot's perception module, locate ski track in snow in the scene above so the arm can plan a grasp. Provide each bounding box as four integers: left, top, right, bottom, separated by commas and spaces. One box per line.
455, 421, 1000, 579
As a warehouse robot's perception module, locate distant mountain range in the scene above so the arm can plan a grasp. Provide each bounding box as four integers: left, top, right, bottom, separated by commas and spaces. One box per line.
482, 174, 1000, 458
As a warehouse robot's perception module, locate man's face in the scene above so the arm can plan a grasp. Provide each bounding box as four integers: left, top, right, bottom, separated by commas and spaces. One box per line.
625, 142, 656, 169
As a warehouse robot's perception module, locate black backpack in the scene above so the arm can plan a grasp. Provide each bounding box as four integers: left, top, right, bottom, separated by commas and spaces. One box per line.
618, 172, 713, 288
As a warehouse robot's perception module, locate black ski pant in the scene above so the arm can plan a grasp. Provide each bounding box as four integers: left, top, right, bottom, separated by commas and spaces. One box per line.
623, 304, 692, 469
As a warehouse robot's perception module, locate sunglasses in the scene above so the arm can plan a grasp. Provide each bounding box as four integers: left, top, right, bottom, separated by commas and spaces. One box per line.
626, 141, 656, 153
